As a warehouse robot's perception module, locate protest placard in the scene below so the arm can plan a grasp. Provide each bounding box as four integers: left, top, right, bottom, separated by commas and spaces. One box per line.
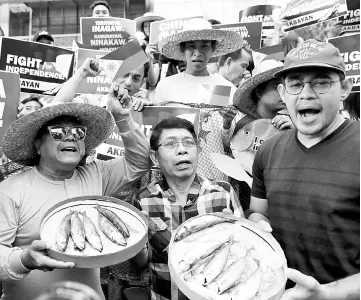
149, 16, 202, 45
239, 5, 282, 40
212, 22, 263, 50
73, 43, 110, 94
96, 106, 201, 160
0, 71, 20, 143
196, 85, 231, 107
81, 17, 136, 51
280, 0, 348, 32
328, 33, 360, 92
0, 37, 74, 94
338, 0, 360, 36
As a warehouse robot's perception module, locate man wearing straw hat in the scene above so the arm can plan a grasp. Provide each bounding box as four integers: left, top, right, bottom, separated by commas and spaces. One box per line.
249, 40, 359, 299
0, 85, 150, 300
154, 18, 244, 181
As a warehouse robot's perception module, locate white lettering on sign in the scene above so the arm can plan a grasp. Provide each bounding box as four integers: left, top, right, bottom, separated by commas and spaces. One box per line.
0, 79, 5, 98
341, 51, 360, 63
140, 124, 153, 138
6, 54, 42, 69
0, 102, 5, 127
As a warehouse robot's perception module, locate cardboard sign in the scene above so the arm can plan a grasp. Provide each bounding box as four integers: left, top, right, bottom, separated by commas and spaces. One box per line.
96, 106, 201, 160
0, 37, 74, 94
338, 0, 360, 36
149, 16, 202, 45
280, 0, 348, 32
212, 22, 263, 50
239, 5, 282, 39
80, 17, 136, 51
0, 71, 20, 143
328, 33, 360, 92
73, 43, 110, 94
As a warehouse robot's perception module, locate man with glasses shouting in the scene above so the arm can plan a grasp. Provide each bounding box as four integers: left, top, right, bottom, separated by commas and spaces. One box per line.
0, 85, 150, 300
131, 117, 244, 300
249, 40, 359, 300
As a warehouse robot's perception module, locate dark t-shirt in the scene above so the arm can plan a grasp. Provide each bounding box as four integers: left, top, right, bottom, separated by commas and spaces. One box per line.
252, 120, 360, 284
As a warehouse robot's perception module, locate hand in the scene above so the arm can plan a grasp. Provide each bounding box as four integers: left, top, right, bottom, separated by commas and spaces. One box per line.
17, 103, 27, 119
272, 115, 294, 130
107, 83, 131, 120
222, 208, 233, 215
145, 44, 157, 61
132, 98, 152, 112
80, 58, 102, 78
256, 220, 273, 233
20, 240, 75, 271
280, 268, 326, 300
219, 106, 238, 130
133, 88, 149, 99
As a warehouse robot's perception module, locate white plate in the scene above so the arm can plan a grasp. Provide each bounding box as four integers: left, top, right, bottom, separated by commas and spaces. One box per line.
40, 195, 148, 268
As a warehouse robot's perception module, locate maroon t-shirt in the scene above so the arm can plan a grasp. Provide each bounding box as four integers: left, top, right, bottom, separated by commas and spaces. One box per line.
252, 120, 360, 283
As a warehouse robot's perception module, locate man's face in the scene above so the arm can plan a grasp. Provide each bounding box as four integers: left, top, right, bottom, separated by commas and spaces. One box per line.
258, 78, 285, 113
225, 49, 251, 84
36, 117, 86, 171
37, 37, 54, 45
92, 4, 110, 17
114, 65, 145, 96
23, 100, 42, 115
152, 128, 198, 181
183, 40, 214, 73
143, 21, 151, 37
278, 69, 350, 136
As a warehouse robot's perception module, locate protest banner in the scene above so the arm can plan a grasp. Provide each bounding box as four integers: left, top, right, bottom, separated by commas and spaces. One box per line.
0, 37, 74, 94
0, 71, 20, 143
212, 22, 263, 50
196, 85, 231, 107
96, 106, 201, 160
80, 17, 136, 51
280, 0, 348, 32
149, 16, 202, 45
73, 43, 110, 94
338, 0, 360, 36
239, 5, 282, 40
328, 33, 360, 92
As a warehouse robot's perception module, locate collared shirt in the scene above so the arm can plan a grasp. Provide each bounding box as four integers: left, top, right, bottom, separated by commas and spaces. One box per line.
132, 175, 243, 300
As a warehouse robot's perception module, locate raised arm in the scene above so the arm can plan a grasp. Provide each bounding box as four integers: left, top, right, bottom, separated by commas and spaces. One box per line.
52, 58, 100, 103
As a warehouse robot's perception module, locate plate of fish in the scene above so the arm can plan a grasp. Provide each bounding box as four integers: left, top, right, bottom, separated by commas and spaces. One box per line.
40, 195, 148, 268
169, 213, 287, 300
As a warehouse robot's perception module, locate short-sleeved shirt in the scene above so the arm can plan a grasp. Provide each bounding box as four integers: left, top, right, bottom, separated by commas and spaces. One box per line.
252, 120, 360, 284
132, 175, 243, 300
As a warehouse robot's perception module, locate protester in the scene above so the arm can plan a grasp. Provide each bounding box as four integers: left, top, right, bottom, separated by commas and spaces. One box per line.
249, 40, 359, 299
19, 95, 44, 115
232, 59, 294, 132
135, 13, 165, 89
33, 31, 54, 45
0, 84, 150, 300
154, 18, 243, 181
91, 0, 111, 17
341, 92, 360, 121
217, 45, 252, 87
131, 116, 244, 300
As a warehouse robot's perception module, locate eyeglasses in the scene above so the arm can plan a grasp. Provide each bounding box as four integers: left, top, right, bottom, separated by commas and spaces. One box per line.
47, 125, 87, 141
284, 79, 340, 95
158, 139, 197, 150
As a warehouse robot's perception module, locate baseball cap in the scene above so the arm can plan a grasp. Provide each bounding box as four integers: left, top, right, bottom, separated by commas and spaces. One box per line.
274, 39, 346, 78
33, 30, 54, 42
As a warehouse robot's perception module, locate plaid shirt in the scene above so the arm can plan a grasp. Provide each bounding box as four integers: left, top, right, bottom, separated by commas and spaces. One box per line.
132, 174, 244, 300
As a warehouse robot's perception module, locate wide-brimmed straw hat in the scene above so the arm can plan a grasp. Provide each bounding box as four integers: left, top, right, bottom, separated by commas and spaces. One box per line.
233, 60, 283, 118
2, 103, 115, 166
135, 12, 165, 31
158, 18, 243, 61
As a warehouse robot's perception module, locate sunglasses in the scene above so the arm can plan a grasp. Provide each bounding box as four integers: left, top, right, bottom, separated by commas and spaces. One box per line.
47, 125, 87, 141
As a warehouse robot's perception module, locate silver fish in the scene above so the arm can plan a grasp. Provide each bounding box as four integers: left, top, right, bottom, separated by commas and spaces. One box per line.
56, 211, 72, 252
80, 211, 103, 252
98, 211, 127, 246
70, 211, 86, 251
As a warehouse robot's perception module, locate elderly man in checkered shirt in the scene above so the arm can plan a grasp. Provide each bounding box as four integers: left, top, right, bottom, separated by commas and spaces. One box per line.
131, 116, 244, 300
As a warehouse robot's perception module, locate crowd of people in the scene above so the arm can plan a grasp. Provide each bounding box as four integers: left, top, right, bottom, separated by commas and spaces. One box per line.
0, 0, 359, 300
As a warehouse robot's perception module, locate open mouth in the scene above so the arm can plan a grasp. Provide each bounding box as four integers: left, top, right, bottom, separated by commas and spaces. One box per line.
61, 147, 77, 153
176, 160, 191, 168
298, 108, 321, 119
192, 59, 203, 63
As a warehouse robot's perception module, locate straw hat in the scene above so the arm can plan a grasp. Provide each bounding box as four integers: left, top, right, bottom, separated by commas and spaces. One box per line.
158, 18, 243, 61
135, 12, 165, 32
233, 60, 284, 118
2, 103, 115, 166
